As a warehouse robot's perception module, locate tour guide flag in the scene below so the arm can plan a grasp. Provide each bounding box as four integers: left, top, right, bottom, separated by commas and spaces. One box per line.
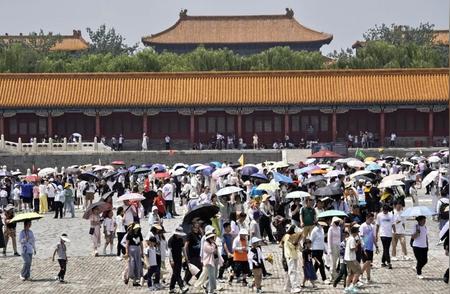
238, 154, 244, 166
355, 148, 366, 159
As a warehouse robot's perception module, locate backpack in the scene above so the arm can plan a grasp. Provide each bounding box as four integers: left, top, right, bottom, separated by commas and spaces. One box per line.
439, 201, 449, 220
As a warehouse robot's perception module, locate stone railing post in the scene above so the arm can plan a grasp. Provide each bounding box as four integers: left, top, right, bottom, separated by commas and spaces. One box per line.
63, 137, 67, 151
0, 134, 4, 149
94, 136, 98, 151
49, 138, 53, 151
79, 136, 83, 150
18, 137, 22, 152
32, 138, 37, 153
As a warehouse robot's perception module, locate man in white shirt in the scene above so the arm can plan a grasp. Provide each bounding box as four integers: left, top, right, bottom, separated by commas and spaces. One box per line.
310, 222, 328, 283
47, 179, 57, 212
344, 226, 362, 293
376, 205, 394, 269
162, 179, 174, 217
391, 202, 410, 260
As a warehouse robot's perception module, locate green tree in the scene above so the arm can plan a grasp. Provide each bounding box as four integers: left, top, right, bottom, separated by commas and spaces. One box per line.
86, 24, 138, 55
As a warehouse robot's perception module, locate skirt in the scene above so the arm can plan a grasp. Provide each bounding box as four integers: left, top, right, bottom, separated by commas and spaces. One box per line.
128, 245, 143, 280
39, 195, 48, 213
303, 261, 317, 281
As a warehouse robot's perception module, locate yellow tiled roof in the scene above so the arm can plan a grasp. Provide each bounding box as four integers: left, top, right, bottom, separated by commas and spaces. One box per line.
0, 69, 447, 109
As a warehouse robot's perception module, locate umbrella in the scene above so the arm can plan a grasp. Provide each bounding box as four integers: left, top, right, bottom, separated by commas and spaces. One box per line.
350, 170, 372, 179
308, 149, 343, 159
311, 169, 328, 175
324, 170, 346, 178
173, 163, 188, 170
354, 175, 373, 183
428, 156, 441, 163
256, 182, 279, 192
151, 164, 166, 173
103, 170, 118, 180
187, 164, 202, 173
335, 158, 359, 164
26, 174, 39, 182
38, 167, 56, 177
111, 160, 125, 165
201, 167, 215, 177
10, 212, 44, 223
117, 193, 146, 202
172, 168, 187, 177
250, 173, 269, 181
182, 204, 220, 228
295, 165, 320, 175
128, 166, 137, 173
212, 167, 233, 179
133, 167, 152, 175
241, 166, 259, 176
209, 161, 222, 168
216, 186, 243, 196
93, 166, 109, 173
83, 202, 112, 219
378, 180, 404, 189
347, 160, 365, 168
318, 210, 348, 218
439, 221, 449, 240
155, 172, 170, 179
381, 174, 405, 182
65, 166, 81, 175
302, 175, 326, 185
195, 165, 210, 172
78, 172, 99, 182
305, 158, 317, 165
364, 157, 377, 164
286, 191, 311, 199
0, 170, 12, 177
421, 170, 439, 188
366, 163, 382, 171
272, 172, 293, 184
401, 206, 435, 218
400, 161, 414, 167
272, 161, 290, 169
313, 182, 343, 197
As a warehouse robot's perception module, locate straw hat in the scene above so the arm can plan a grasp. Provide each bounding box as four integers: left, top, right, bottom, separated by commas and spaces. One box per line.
60, 233, 70, 243
64, 183, 72, 189
332, 216, 343, 224
152, 224, 163, 231
262, 194, 271, 202
318, 221, 328, 227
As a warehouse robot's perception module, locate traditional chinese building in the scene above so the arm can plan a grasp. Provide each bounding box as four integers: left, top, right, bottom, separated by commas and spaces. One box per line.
0, 30, 89, 52
142, 9, 333, 55
0, 68, 447, 148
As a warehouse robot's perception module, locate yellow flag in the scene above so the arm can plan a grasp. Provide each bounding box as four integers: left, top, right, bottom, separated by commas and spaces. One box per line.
238, 154, 244, 166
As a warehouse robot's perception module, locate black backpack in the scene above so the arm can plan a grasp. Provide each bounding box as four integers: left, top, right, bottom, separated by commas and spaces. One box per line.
439, 201, 449, 220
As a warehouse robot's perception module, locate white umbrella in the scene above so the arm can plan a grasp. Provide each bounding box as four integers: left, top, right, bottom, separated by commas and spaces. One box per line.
325, 170, 346, 178
305, 158, 316, 165
347, 160, 365, 168
216, 186, 243, 196
335, 158, 359, 164
318, 164, 331, 169
401, 206, 435, 217
272, 161, 290, 169
349, 170, 372, 179
117, 193, 145, 202
172, 168, 186, 177
195, 165, 210, 172
381, 174, 405, 182
422, 170, 439, 187
378, 180, 404, 189
400, 161, 414, 166
173, 163, 188, 170
38, 167, 56, 177
286, 191, 312, 199
212, 167, 233, 179
428, 156, 441, 163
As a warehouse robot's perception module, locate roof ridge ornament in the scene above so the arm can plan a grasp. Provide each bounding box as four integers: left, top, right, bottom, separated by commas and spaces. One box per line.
180, 9, 188, 19
285, 8, 294, 18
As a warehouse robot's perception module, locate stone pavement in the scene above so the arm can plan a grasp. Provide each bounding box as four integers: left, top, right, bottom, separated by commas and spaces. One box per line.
0, 195, 449, 293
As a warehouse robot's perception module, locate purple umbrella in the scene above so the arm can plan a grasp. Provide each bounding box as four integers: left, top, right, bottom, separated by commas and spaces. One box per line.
250, 172, 269, 181
202, 167, 215, 177
241, 166, 259, 176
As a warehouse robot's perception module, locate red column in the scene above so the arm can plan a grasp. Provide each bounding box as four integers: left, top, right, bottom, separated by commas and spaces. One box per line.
190, 114, 195, 144
95, 113, 101, 138
379, 111, 385, 147
47, 115, 53, 137
0, 115, 4, 136
428, 110, 434, 146
237, 113, 242, 138
284, 112, 290, 137
332, 112, 337, 142
142, 112, 148, 135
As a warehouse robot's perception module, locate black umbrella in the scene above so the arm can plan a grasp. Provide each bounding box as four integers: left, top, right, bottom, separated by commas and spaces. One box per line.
354, 175, 373, 183
313, 181, 343, 197
103, 170, 118, 180
182, 204, 220, 232
79, 172, 99, 182
303, 175, 326, 186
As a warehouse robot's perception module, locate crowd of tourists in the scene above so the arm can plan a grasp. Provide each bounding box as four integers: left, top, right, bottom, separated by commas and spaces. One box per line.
0, 149, 449, 293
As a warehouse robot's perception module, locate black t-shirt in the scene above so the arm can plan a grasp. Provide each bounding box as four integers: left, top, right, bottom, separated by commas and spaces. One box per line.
168, 235, 184, 263
186, 232, 201, 258
126, 231, 143, 246
290, 203, 301, 222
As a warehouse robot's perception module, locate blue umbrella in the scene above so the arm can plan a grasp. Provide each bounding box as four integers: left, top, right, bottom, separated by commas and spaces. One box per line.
127, 165, 137, 173
209, 161, 222, 168
202, 167, 215, 177
366, 163, 381, 171
152, 164, 166, 172
272, 172, 293, 184
401, 206, 436, 217
187, 164, 202, 174
141, 163, 152, 168
241, 166, 259, 176
250, 172, 269, 181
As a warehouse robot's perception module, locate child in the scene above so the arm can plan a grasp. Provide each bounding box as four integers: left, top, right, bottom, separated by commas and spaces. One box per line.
115, 207, 126, 260
145, 236, 160, 290
249, 237, 264, 294
52, 233, 70, 282
103, 210, 115, 255
302, 239, 318, 289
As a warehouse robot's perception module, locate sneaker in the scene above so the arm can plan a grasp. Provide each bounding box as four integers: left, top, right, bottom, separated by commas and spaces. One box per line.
256, 289, 263, 294
217, 278, 225, 283
404, 256, 412, 261
54, 276, 60, 281
381, 263, 387, 267
148, 286, 156, 291
391, 257, 399, 261
116, 256, 123, 261
181, 286, 189, 294
290, 288, 301, 293
14, 252, 20, 257
323, 280, 331, 285
355, 281, 364, 288
154, 283, 163, 290
59, 279, 65, 283
388, 264, 392, 269
20, 275, 26, 281
417, 275, 424, 279
168, 290, 176, 294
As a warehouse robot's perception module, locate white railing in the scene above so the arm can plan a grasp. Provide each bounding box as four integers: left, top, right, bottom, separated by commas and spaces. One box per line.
0, 135, 111, 153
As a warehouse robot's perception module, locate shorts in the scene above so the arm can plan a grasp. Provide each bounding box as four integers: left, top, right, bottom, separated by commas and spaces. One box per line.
85, 192, 95, 201
21, 197, 32, 204
362, 250, 373, 262
346, 260, 362, 275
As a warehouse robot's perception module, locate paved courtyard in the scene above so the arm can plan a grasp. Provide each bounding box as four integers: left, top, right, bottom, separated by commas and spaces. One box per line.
0, 194, 448, 293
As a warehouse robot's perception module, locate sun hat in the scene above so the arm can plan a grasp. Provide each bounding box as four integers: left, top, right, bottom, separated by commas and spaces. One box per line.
239, 228, 249, 235
262, 194, 271, 202
205, 225, 215, 234
365, 181, 372, 187
133, 223, 141, 230
189, 192, 199, 199
152, 224, 163, 231
332, 216, 343, 224
205, 232, 216, 239
250, 237, 262, 245
174, 226, 186, 237
64, 183, 72, 189
151, 206, 158, 211
318, 221, 328, 227
60, 233, 70, 243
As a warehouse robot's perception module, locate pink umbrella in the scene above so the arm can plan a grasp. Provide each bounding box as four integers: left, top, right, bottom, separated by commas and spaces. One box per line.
212, 167, 233, 179
117, 193, 145, 202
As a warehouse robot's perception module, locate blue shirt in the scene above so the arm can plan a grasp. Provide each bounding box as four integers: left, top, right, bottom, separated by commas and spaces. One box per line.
19, 230, 35, 254
360, 222, 375, 251
20, 183, 34, 198
222, 233, 234, 255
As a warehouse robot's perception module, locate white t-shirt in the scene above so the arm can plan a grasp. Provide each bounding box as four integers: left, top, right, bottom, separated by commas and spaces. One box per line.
392, 210, 406, 234
412, 225, 428, 248
47, 183, 56, 198
376, 212, 394, 237
344, 235, 357, 261
0, 190, 7, 198
162, 183, 173, 201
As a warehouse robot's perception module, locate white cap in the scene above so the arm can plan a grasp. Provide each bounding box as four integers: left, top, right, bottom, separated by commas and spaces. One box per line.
250, 237, 261, 245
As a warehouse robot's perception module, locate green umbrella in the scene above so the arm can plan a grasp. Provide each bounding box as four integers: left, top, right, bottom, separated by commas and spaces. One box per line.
10, 212, 44, 223
317, 210, 348, 219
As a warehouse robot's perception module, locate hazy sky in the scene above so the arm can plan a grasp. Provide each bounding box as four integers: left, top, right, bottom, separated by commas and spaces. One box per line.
0, 0, 447, 54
